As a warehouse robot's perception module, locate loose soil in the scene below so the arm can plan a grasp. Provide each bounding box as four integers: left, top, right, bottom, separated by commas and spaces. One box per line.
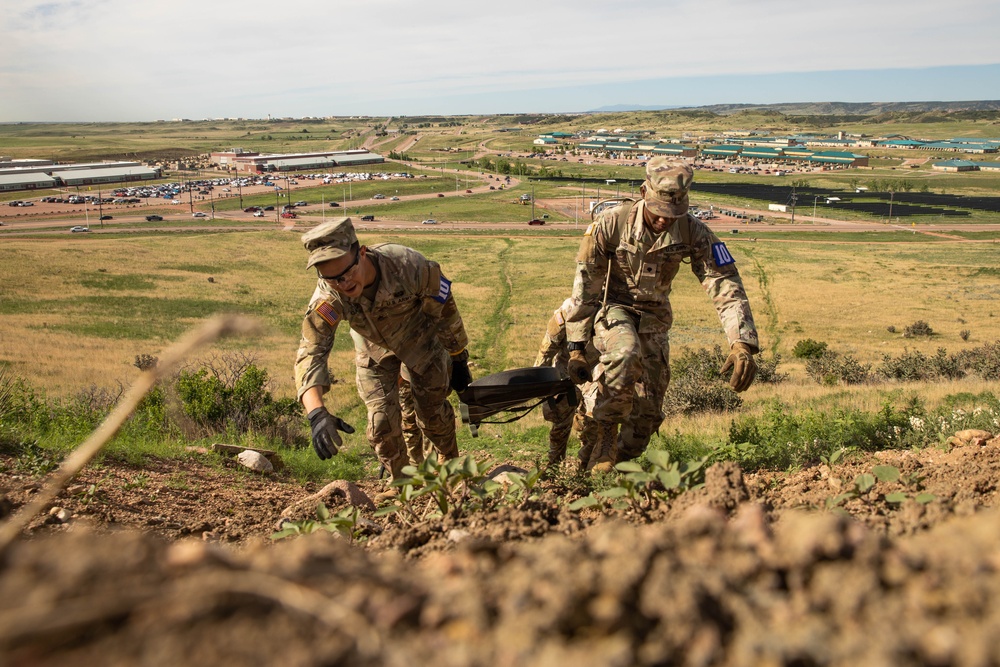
2, 435, 1000, 665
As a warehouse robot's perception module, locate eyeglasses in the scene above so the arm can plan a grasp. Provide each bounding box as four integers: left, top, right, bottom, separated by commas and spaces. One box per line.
318, 250, 360, 284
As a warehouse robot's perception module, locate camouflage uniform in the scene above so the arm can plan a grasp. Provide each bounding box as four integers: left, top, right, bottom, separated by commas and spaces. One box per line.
565, 163, 758, 461
296, 234, 468, 480
534, 299, 599, 466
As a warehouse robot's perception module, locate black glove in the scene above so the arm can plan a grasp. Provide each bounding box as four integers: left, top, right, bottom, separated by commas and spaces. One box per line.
450, 352, 473, 393
567, 349, 591, 385
307, 407, 356, 460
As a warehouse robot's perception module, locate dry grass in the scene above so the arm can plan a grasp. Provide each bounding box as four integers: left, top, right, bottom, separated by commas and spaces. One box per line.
1, 232, 998, 432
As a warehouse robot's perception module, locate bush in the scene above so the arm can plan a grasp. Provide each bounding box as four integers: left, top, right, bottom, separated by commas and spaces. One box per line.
955, 341, 1000, 381
878, 348, 965, 382
664, 346, 742, 416
175, 354, 302, 443
903, 320, 934, 337
723, 398, 926, 472
805, 352, 872, 385
792, 339, 828, 359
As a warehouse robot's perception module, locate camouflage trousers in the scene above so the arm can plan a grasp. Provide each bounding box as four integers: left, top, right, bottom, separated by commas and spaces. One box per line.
355, 349, 458, 480
590, 305, 671, 461
398, 371, 429, 465
541, 387, 590, 465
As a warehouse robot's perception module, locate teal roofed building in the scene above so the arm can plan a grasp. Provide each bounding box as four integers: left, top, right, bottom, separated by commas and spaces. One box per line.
809, 152, 869, 167
702, 145, 742, 157
651, 144, 697, 157
932, 159, 979, 171
878, 139, 926, 148
741, 147, 784, 159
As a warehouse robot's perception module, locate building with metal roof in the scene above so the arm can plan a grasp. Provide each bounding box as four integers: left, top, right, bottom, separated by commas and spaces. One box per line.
702, 145, 742, 157
923, 141, 997, 153
932, 159, 979, 172
53, 166, 161, 186
976, 162, 1000, 171
740, 147, 785, 160
651, 144, 697, 157
809, 152, 869, 167
0, 172, 57, 192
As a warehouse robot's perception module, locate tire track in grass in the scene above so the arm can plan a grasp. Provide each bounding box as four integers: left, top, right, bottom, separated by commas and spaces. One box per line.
473, 238, 514, 373
739, 246, 780, 356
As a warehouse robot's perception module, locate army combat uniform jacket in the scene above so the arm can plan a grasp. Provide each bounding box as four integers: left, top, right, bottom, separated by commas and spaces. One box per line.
294, 243, 469, 401
565, 199, 759, 352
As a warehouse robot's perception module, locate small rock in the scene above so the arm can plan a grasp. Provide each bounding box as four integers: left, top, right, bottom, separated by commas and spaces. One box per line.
49, 507, 72, 523
280, 480, 375, 518
448, 528, 471, 543
487, 464, 529, 485
207, 276, 215, 283
237, 450, 273, 473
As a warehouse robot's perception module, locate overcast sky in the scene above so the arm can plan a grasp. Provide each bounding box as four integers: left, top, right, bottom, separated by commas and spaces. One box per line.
2, 0, 999, 122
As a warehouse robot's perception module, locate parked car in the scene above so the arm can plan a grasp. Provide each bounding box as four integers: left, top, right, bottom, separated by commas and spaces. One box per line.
372, 194, 385, 200
528, 219, 545, 226
436, 193, 445, 198
100, 215, 112, 220
329, 202, 340, 207
145, 215, 163, 221
390, 196, 399, 201
263, 206, 275, 211
465, 189, 473, 194
192, 212, 207, 218
244, 206, 261, 213
281, 212, 297, 219
294, 201, 308, 206
421, 219, 438, 225
253, 211, 265, 217
69, 226, 89, 233
360, 215, 375, 221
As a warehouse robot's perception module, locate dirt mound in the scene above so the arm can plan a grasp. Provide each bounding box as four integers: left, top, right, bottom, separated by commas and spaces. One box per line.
4, 504, 1000, 666
3, 437, 1000, 664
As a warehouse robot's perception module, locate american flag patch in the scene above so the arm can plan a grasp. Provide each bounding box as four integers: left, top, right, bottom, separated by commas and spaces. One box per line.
316, 301, 339, 326
712, 242, 735, 267
433, 275, 452, 304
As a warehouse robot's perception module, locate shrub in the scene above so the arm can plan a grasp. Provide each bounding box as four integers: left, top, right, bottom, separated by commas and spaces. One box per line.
878, 348, 965, 382
805, 352, 872, 385
792, 339, 828, 359
724, 398, 926, 472
955, 341, 1000, 381
664, 346, 742, 416
175, 354, 301, 442
960, 330, 971, 341
903, 320, 933, 337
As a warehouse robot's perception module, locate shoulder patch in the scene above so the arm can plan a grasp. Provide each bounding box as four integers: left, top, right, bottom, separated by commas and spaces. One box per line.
433, 275, 452, 304
316, 301, 339, 327
554, 309, 565, 326
711, 242, 736, 267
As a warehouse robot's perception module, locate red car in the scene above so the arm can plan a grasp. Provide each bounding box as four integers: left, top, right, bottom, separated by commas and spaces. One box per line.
281, 212, 296, 219
436, 193, 445, 197
528, 219, 545, 226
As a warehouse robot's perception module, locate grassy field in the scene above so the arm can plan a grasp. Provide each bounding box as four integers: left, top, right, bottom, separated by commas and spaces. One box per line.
2, 228, 998, 471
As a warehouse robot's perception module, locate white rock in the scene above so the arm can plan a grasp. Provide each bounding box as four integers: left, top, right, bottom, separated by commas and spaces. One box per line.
237, 450, 273, 473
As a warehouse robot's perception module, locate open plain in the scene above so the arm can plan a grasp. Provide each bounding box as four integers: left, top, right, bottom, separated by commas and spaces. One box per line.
2, 110, 1000, 665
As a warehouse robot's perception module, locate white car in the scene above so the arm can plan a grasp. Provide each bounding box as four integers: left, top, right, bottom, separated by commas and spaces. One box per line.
390, 196, 399, 201
421, 219, 438, 225
69, 225, 90, 233
192, 212, 207, 218
253, 210, 264, 217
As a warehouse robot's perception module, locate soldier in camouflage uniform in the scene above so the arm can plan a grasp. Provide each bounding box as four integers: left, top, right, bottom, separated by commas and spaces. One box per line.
565, 157, 759, 472
534, 298, 599, 468
295, 218, 472, 495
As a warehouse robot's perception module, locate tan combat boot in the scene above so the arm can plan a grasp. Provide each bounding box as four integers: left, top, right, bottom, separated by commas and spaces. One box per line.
588, 422, 619, 474
374, 452, 408, 504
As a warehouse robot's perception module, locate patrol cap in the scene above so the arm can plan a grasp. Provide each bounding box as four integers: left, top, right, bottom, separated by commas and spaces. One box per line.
643, 157, 694, 218
301, 217, 357, 269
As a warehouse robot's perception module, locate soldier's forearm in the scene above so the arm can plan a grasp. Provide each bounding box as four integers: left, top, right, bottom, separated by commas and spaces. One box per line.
301, 385, 326, 412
